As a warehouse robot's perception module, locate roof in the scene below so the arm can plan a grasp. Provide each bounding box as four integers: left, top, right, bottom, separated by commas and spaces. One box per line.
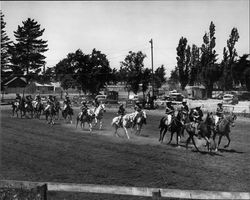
33, 82, 61, 87
4, 77, 27, 86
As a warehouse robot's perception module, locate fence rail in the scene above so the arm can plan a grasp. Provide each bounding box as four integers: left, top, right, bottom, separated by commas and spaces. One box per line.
1, 180, 250, 199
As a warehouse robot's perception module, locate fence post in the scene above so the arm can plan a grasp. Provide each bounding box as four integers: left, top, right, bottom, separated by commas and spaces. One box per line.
38, 184, 47, 200
152, 190, 161, 200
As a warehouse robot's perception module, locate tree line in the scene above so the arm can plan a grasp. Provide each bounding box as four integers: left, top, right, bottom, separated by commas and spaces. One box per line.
170, 21, 250, 97
1, 12, 249, 98
1, 12, 166, 96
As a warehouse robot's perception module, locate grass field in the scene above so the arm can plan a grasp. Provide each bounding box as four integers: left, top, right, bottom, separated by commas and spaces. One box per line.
1, 106, 250, 199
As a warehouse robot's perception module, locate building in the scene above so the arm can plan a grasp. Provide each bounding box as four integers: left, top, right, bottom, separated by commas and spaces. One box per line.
186, 85, 206, 100
3, 77, 28, 94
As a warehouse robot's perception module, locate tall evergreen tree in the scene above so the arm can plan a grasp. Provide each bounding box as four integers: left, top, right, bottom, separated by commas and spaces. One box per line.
154, 65, 166, 89
222, 28, 240, 90
12, 18, 48, 80
189, 44, 200, 85
1, 11, 13, 81
200, 21, 221, 98
176, 37, 190, 90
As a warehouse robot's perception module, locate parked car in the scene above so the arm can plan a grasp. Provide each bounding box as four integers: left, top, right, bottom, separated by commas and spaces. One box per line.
238, 92, 250, 101
222, 94, 239, 105
169, 92, 184, 102
95, 94, 118, 104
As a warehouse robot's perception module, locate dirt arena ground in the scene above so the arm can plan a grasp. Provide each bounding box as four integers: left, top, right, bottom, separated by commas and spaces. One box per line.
1, 105, 250, 199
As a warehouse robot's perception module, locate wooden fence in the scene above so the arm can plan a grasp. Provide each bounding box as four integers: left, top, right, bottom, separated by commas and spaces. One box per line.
0, 180, 250, 199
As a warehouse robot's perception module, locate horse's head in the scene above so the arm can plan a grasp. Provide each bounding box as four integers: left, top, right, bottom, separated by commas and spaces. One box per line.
227, 113, 237, 127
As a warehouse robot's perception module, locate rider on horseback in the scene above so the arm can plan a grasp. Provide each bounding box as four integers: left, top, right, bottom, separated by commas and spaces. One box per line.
63, 96, 71, 111
80, 100, 88, 119
34, 94, 41, 108
118, 103, 126, 126
15, 93, 22, 103
215, 102, 224, 131
93, 98, 100, 112
165, 101, 175, 126
132, 102, 142, 128
181, 100, 189, 117
44, 95, 54, 111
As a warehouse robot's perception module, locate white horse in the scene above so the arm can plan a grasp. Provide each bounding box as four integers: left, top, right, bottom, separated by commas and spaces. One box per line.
92, 103, 106, 129
111, 110, 147, 139
133, 110, 147, 135
76, 109, 96, 133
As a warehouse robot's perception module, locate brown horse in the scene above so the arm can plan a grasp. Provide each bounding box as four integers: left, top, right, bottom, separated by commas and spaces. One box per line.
212, 113, 237, 151
159, 110, 185, 145
183, 112, 215, 152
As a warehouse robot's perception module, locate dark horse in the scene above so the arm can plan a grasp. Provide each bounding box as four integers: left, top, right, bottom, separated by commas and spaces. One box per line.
183, 112, 215, 152
62, 105, 74, 124
159, 111, 185, 145
212, 113, 237, 151
45, 104, 56, 125
32, 101, 44, 119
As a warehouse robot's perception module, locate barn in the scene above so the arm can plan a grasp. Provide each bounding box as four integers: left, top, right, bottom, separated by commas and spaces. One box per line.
3, 77, 28, 94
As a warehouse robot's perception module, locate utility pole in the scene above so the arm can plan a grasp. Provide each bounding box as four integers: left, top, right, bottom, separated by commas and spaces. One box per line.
149, 39, 154, 97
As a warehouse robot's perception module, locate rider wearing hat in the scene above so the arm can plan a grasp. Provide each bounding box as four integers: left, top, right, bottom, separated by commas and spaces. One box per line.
165, 101, 175, 125
117, 103, 126, 126
44, 95, 54, 111
215, 102, 224, 130
80, 100, 88, 118
15, 93, 22, 103
181, 100, 189, 115
63, 95, 71, 111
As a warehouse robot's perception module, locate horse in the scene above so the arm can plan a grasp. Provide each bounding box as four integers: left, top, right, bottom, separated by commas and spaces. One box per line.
159, 110, 186, 145
54, 101, 61, 120
21, 101, 34, 118
111, 112, 137, 139
133, 110, 147, 135
45, 104, 56, 125
212, 113, 237, 151
76, 109, 96, 133
62, 104, 74, 124
32, 100, 44, 119
11, 101, 21, 118
92, 103, 106, 130
183, 112, 215, 152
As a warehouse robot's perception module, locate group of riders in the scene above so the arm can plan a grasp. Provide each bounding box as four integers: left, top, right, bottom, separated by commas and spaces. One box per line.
163, 99, 225, 136
13, 93, 103, 120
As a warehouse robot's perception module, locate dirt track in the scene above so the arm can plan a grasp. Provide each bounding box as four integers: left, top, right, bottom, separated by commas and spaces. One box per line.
1, 106, 250, 198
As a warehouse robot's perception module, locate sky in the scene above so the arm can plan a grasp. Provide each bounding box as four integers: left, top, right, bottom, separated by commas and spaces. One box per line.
1, 0, 249, 77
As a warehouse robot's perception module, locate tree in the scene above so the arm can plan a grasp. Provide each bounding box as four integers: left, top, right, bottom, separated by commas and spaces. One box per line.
54, 49, 112, 95
200, 21, 221, 98
141, 68, 151, 96
120, 51, 147, 94
12, 18, 48, 81
189, 44, 200, 85
232, 54, 250, 90
154, 65, 166, 89
168, 66, 179, 85
1, 11, 13, 81
176, 37, 190, 90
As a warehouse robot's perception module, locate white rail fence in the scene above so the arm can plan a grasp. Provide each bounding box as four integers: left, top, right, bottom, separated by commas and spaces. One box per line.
0, 180, 250, 199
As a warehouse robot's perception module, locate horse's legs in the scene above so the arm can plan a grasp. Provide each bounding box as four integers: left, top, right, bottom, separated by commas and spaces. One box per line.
161, 127, 168, 143
218, 135, 223, 149
99, 120, 103, 130
224, 133, 231, 148
159, 127, 164, 142
204, 136, 211, 152
191, 136, 200, 152
186, 135, 191, 149
168, 130, 174, 144
89, 123, 93, 133
123, 127, 130, 139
